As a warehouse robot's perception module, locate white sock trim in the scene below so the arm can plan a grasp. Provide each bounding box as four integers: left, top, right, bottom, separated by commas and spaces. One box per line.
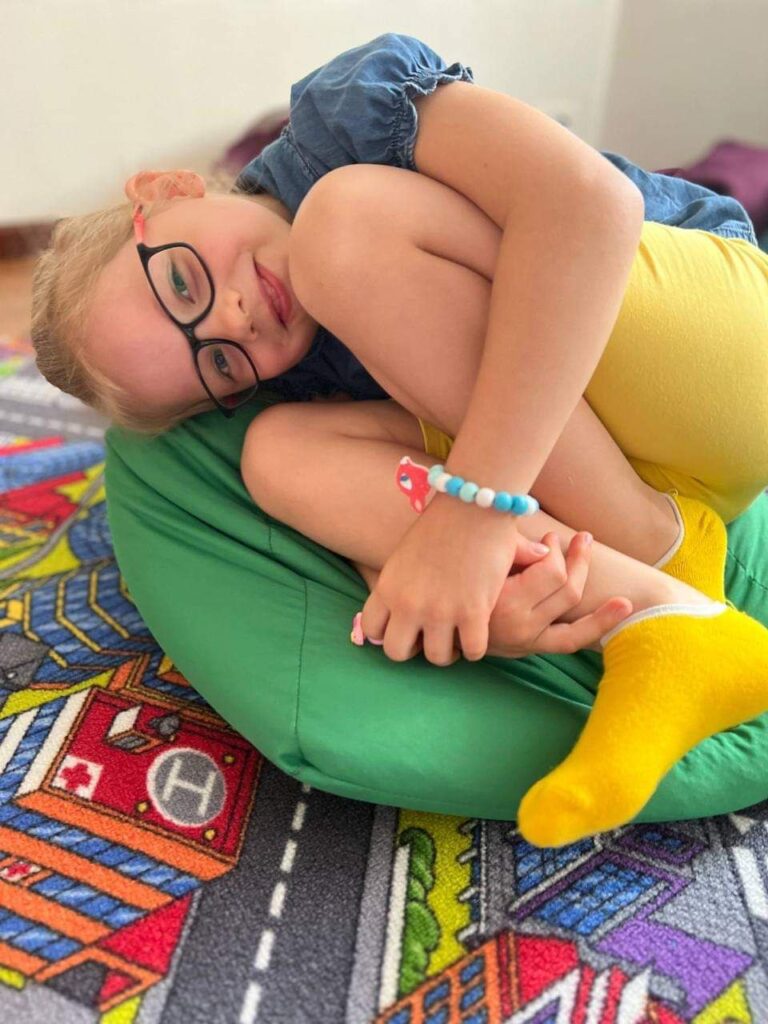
653, 491, 684, 569
599, 600, 728, 648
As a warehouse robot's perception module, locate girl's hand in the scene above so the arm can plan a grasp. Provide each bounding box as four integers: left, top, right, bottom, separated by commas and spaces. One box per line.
485, 531, 633, 659
359, 495, 559, 666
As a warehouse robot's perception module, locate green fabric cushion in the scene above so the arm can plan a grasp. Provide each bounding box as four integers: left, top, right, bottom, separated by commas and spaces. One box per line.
104, 394, 768, 822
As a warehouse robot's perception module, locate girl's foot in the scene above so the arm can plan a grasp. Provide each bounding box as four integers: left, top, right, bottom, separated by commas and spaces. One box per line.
518, 601, 768, 847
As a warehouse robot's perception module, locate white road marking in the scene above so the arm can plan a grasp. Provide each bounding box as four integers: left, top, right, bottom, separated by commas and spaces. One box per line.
254, 929, 275, 972
280, 839, 297, 874
269, 880, 287, 919
240, 981, 262, 1024
242, 788, 312, 1020
291, 801, 307, 831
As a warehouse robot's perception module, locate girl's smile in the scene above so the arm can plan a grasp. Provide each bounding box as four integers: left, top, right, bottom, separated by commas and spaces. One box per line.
85, 192, 318, 418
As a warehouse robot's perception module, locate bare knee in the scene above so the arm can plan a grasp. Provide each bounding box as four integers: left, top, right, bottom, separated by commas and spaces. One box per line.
241, 404, 308, 511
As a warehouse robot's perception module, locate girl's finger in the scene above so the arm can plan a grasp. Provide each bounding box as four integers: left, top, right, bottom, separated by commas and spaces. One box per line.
360, 589, 389, 644
381, 611, 422, 663
536, 597, 633, 654
457, 614, 490, 663
422, 622, 462, 667
531, 531, 593, 628
510, 531, 569, 605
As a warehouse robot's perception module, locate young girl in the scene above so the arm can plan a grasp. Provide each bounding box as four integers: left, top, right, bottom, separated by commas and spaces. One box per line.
30, 33, 768, 848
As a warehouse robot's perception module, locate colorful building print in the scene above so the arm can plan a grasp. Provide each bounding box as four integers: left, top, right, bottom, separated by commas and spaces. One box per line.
1, 430, 767, 1021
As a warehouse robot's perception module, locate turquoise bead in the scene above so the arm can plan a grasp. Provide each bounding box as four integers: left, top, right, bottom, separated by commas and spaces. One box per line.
510, 494, 529, 515
427, 464, 444, 487
459, 481, 479, 503
493, 491, 513, 512
445, 476, 465, 496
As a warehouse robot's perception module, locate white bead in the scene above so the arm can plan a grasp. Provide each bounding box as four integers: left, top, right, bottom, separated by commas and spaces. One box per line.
475, 487, 496, 509
435, 473, 453, 493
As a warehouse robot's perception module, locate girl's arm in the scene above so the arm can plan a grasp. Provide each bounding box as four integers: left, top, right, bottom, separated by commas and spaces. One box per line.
409, 81, 645, 501
294, 81, 644, 504
287, 78, 645, 663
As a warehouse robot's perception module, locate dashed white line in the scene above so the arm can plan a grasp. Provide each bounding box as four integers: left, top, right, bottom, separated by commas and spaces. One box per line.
240, 787, 312, 1022
291, 801, 307, 832
240, 981, 262, 1024
280, 838, 297, 874
254, 929, 275, 972
0, 408, 105, 439
269, 880, 287, 919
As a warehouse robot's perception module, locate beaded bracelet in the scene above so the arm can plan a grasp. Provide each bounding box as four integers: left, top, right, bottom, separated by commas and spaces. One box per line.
395, 457, 539, 516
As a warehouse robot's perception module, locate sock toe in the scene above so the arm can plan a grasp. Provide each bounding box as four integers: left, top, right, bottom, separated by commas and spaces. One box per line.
518, 776, 600, 848
520, 604, 768, 848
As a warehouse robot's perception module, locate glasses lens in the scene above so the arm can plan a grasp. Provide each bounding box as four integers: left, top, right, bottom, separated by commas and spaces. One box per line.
147, 246, 211, 325
196, 342, 259, 409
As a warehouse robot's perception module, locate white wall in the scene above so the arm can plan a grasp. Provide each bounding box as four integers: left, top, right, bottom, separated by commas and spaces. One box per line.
2, 0, 622, 222
600, 0, 768, 168
4, 0, 766, 225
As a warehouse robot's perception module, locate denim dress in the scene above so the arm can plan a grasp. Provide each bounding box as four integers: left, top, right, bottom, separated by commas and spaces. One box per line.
234, 32, 758, 404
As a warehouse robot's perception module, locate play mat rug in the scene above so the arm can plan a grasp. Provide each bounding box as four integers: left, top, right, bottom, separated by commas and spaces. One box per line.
3, 337, 768, 1023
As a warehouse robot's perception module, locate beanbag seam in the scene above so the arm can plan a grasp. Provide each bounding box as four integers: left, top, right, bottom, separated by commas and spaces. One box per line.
292, 577, 310, 765
295, 759, 763, 824
726, 547, 768, 594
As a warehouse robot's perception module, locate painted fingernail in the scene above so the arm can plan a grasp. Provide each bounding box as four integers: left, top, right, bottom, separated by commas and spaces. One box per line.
583, 533, 593, 545
350, 611, 385, 646
533, 543, 550, 555
350, 612, 365, 646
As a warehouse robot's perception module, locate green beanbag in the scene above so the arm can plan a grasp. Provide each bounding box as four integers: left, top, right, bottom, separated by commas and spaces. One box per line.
104, 393, 768, 822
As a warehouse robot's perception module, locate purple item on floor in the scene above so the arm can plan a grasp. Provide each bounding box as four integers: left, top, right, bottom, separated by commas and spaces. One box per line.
213, 109, 290, 178
656, 140, 768, 234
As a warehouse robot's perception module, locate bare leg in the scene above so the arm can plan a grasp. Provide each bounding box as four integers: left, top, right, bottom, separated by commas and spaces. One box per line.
289, 176, 680, 567
242, 402, 711, 634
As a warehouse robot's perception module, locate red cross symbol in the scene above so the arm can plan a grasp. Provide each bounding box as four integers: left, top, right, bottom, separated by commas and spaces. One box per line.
4, 861, 33, 879
59, 761, 93, 792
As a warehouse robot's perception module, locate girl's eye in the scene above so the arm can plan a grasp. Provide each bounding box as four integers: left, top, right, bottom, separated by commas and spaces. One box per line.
169, 260, 193, 303
212, 346, 232, 380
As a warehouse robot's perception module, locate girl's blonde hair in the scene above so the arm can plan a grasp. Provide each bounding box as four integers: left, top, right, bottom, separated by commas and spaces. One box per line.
30, 169, 288, 439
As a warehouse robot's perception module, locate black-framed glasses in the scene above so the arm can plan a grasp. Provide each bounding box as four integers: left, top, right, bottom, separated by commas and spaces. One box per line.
132, 204, 260, 417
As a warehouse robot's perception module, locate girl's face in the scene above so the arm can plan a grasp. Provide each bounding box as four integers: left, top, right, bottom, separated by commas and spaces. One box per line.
85, 192, 319, 419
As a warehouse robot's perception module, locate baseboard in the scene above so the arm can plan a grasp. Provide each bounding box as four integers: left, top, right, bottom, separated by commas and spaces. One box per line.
0, 222, 56, 259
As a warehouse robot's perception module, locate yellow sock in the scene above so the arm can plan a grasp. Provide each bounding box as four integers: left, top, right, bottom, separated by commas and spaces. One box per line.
653, 490, 727, 601
517, 602, 768, 847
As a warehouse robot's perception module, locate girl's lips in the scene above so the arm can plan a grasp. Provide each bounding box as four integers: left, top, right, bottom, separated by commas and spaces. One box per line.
253, 261, 282, 327
255, 261, 292, 327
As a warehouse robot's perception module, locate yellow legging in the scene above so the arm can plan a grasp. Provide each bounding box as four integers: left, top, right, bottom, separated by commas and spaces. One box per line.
419, 221, 768, 524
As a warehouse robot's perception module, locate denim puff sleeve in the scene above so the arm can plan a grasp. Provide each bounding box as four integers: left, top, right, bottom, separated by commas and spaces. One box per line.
236, 33, 474, 216
235, 34, 474, 403
288, 33, 474, 175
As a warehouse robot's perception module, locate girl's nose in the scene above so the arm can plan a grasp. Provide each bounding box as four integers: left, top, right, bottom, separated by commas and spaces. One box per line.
206, 288, 257, 343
